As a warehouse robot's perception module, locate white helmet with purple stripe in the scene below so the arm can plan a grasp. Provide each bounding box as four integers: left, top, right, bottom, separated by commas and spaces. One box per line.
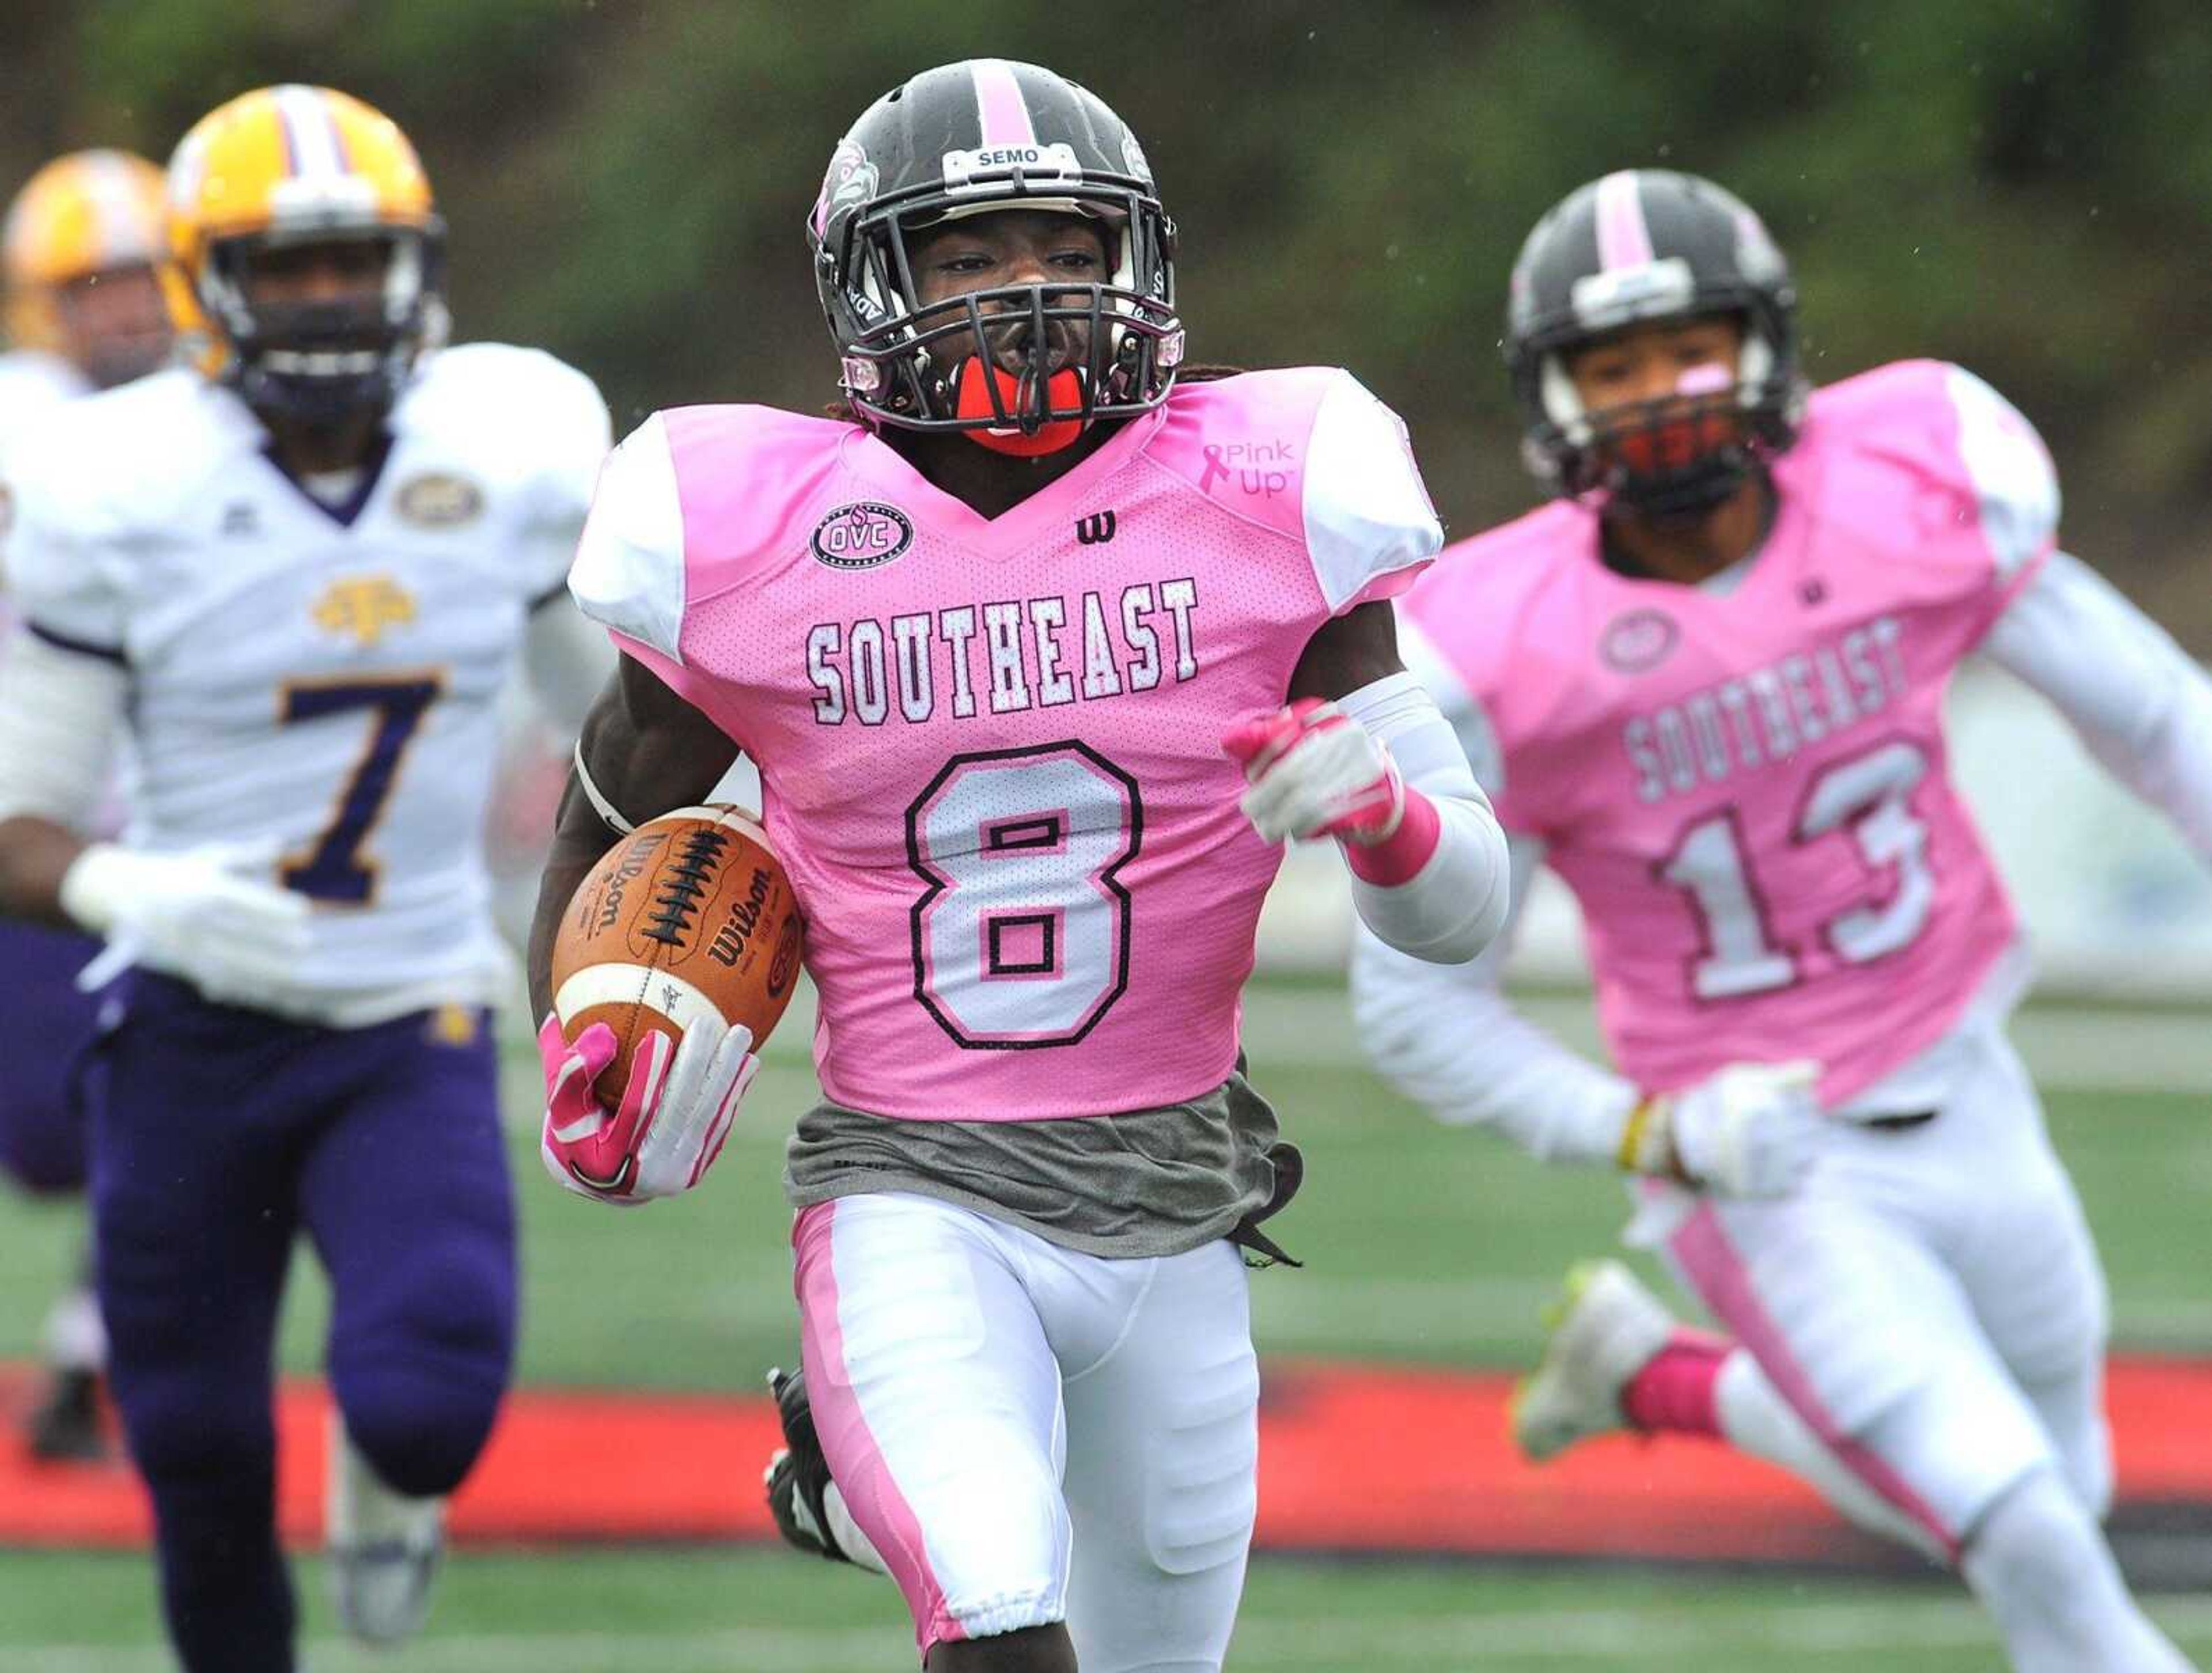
1505, 169, 1807, 517
807, 59, 1183, 442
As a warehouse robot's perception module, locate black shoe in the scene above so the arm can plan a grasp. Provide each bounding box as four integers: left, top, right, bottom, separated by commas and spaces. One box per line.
27, 1368, 107, 1463
764, 1365, 882, 1569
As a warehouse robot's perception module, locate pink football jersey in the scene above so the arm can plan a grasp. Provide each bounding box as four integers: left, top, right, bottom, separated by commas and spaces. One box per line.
571, 368, 1438, 1119
1407, 361, 2058, 1106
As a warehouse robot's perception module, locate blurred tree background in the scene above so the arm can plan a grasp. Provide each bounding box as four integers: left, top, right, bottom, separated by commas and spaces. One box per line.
5, 0, 2209, 642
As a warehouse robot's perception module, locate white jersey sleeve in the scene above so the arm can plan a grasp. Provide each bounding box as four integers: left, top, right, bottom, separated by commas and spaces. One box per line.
2, 427, 129, 657
1349, 618, 1639, 1163
514, 355, 613, 604
1301, 370, 1443, 613
1941, 364, 2061, 587
1982, 550, 2212, 864
0, 625, 126, 826
568, 411, 687, 663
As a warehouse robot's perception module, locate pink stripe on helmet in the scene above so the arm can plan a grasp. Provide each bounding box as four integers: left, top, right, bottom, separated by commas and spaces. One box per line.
970, 59, 1039, 149
1593, 170, 1656, 271
1668, 1201, 1961, 1560
792, 1201, 967, 1658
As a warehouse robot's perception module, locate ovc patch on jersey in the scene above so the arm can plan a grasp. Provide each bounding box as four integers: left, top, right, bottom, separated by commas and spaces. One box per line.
396, 471, 485, 529
810, 502, 913, 571
1600, 608, 1680, 673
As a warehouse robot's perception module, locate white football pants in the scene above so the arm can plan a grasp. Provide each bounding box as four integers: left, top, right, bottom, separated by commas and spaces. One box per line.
1641, 1021, 2110, 1553
794, 1192, 1258, 1668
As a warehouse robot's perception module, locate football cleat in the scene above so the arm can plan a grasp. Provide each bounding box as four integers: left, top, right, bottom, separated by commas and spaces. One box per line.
26, 1367, 107, 1463
326, 1412, 445, 1645
763, 1365, 887, 1575
1510, 1258, 1675, 1463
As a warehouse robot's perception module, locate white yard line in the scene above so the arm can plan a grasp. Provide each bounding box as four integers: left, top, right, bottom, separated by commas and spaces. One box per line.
5, 1596, 2209, 1671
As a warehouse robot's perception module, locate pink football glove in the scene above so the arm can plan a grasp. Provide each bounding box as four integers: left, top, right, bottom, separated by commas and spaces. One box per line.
537, 1013, 760, 1207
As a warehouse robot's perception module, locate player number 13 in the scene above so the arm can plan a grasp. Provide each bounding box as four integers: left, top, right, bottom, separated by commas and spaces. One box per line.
1659, 739, 1935, 1000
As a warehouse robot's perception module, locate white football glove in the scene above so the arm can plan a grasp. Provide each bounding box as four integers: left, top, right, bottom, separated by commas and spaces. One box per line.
59, 839, 312, 1008
1619, 1060, 1824, 1198
537, 1013, 760, 1207
1222, 698, 1405, 845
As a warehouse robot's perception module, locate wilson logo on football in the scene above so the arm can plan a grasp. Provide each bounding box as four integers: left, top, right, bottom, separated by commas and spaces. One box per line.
810, 502, 914, 570
1600, 609, 1680, 674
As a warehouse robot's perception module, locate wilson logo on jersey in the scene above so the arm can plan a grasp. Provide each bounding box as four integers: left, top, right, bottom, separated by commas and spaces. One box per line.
810, 502, 914, 570
1075, 510, 1116, 545
311, 576, 418, 647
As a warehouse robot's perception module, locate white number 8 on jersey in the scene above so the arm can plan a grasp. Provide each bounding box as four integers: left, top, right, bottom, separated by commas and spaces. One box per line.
906, 742, 1141, 1048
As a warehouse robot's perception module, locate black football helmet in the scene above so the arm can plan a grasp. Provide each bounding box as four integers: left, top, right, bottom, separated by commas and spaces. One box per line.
807, 59, 1183, 447
1504, 169, 1807, 518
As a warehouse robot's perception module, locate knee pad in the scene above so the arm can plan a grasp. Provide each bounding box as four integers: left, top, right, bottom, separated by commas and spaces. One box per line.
332, 1355, 505, 1499
327, 1247, 516, 1496
1853, 1359, 2056, 1550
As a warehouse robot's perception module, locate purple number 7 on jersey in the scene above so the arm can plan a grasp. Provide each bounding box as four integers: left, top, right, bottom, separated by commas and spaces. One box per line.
277, 674, 445, 904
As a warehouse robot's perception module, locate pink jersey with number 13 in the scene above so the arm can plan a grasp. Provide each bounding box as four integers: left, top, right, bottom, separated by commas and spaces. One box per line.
1405, 359, 2059, 1107
569, 368, 1439, 1121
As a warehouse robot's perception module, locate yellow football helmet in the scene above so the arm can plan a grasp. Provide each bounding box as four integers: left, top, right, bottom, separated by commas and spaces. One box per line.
164, 84, 445, 419
3, 149, 173, 387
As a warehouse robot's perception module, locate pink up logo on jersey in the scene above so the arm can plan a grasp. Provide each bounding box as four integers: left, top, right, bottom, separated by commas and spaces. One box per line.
1600, 608, 1680, 673
810, 502, 914, 570
1197, 439, 1294, 499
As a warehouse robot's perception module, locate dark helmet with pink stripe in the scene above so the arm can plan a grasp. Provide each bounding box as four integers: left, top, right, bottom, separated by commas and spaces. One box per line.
807, 59, 1183, 444
1504, 169, 1807, 518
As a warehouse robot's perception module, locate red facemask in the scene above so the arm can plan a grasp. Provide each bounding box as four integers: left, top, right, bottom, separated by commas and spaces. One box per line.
954, 359, 1086, 456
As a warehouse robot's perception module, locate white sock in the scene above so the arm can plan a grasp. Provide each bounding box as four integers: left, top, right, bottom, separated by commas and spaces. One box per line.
1961, 1468, 2195, 1672
43, 1284, 105, 1374
1713, 1349, 1939, 1558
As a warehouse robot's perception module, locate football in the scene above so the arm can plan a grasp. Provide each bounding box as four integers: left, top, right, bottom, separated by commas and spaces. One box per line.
550, 805, 804, 1106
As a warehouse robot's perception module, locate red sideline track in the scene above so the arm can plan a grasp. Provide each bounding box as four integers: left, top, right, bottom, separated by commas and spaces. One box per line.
3, 1356, 2207, 1563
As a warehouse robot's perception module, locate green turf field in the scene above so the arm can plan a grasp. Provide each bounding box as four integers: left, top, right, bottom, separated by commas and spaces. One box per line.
1, 985, 2206, 1668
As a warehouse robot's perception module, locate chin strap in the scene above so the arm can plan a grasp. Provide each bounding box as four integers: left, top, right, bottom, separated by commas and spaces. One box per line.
954, 359, 1086, 456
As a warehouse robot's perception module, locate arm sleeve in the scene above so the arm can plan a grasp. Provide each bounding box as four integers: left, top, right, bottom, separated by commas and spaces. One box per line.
0, 625, 126, 826
1347, 617, 1641, 1162
1349, 834, 1641, 1163
1300, 371, 1444, 614
566, 412, 687, 663
1980, 550, 2212, 864
1334, 670, 1510, 962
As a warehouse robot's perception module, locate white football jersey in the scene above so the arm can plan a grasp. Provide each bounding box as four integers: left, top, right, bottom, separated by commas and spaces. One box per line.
2, 343, 610, 1022
0, 349, 89, 444
0, 350, 92, 598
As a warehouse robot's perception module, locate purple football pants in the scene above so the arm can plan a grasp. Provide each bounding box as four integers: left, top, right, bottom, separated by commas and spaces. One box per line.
90, 974, 517, 1673
0, 918, 103, 1194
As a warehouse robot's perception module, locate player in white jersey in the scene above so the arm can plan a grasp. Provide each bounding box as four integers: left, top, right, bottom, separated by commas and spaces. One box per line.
0, 87, 609, 1673
0, 147, 173, 1460
1352, 170, 2209, 1671
529, 59, 1507, 1672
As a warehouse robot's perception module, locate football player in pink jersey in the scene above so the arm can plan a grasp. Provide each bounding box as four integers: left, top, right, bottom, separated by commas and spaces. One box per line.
527, 59, 1509, 1671
1352, 169, 2210, 1671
